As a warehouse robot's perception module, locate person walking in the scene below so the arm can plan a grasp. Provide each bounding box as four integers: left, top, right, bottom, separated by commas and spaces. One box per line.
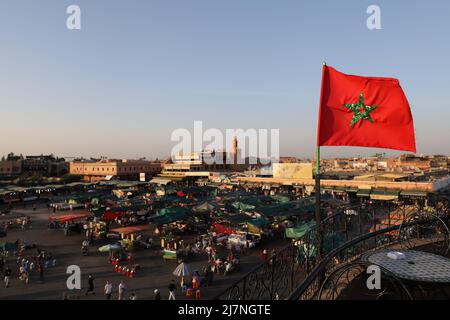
168, 280, 176, 300
37, 263, 44, 283
85, 274, 95, 295
118, 281, 126, 300
0, 257, 5, 274
261, 249, 268, 261
104, 281, 113, 300
4, 266, 11, 288
154, 289, 161, 300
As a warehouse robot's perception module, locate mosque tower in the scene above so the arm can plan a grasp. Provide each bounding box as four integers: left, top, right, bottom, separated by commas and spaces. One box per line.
232, 136, 238, 172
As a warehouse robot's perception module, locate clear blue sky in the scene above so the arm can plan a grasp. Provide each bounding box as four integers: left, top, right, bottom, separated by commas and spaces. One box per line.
1, 0, 449, 159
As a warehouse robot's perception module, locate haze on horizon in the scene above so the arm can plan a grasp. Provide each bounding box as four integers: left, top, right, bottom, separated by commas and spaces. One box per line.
1, 0, 449, 160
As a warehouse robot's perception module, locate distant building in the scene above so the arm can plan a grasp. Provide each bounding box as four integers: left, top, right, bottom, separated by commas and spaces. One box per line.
353, 173, 411, 182
22, 155, 68, 176
0, 160, 22, 177
333, 159, 350, 170
161, 150, 235, 179
430, 155, 449, 169
352, 161, 370, 170
397, 155, 431, 171
160, 137, 247, 180
279, 157, 300, 163
272, 163, 313, 179
69, 159, 162, 181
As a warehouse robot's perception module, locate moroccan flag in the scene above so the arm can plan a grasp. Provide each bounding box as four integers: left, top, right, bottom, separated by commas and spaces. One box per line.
317, 65, 416, 153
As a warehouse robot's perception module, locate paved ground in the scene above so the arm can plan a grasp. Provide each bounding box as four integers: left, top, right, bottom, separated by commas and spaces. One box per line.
0, 205, 289, 300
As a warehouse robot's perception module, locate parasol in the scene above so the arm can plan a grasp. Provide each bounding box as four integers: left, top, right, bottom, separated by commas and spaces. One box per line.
98, 243, 122, 253
172, 262, 193, 277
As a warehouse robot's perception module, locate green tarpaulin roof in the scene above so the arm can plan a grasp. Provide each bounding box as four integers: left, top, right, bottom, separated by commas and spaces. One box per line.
285, 220, 316, 239
270, 194, 291, 203
151, 211, 188, 225
247, 218, 271, 227
109, 204, 150, 212
356, 189, 371, 197
157, 206, 191, 217
257, 202, 295, 216
231, 201, 258, 211
295, 232, 345, 259
220, 214, 254, 225
371, 189, 400, 196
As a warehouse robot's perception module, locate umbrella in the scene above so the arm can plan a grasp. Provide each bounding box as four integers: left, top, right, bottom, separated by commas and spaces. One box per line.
173, 262, 193, 277
98, 244, 121, 253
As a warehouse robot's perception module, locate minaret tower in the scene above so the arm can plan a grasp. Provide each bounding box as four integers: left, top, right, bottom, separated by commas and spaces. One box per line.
232, 136, 238, 172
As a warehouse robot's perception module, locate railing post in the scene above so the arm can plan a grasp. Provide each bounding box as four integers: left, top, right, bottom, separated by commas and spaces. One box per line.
358, 206, 362, 234
290, 243, 295, 292
388, 202, 391, 226
372, 205, 376, 232
270, 254, 276, 300
345, 210, 349, 241
242, 275, 246, 300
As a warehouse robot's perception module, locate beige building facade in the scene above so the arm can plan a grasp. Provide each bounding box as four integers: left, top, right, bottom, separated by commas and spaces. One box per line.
70, 160, 161, 181
272, 163, 313, 179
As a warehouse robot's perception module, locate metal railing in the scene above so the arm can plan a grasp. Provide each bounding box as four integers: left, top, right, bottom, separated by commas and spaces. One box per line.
213, 202, 381, 300
287, 213, 450, 300
214, 199, 450, 300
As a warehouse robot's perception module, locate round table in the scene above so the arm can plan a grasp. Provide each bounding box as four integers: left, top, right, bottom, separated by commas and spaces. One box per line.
362, 249, 450, 283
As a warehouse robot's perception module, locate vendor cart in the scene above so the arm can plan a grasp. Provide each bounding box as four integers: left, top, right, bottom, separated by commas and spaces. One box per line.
161, 248, 189, 262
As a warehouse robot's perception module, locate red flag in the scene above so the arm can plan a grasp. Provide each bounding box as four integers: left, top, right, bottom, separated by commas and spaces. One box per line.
317, 65, 416, 153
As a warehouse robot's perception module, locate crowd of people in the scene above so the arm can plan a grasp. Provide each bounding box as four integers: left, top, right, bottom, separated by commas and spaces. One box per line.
1, 243, 54, 288
1, 216, 31, 231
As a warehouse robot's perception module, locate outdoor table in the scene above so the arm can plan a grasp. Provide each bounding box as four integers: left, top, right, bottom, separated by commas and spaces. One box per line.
361, 249, 450, 299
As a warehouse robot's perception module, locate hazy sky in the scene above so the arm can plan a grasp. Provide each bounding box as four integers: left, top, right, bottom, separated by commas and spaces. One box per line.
1, 0, 449, 160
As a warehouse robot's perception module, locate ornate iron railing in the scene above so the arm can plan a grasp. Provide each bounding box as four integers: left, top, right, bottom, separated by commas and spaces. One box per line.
214, 197, 450, 300
213, 202, 385, 300
287, 213, 450, 300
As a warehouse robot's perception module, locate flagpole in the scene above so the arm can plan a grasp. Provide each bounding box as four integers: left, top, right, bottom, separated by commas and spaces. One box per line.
314, 61, 327, 260
314, 145, 322, 260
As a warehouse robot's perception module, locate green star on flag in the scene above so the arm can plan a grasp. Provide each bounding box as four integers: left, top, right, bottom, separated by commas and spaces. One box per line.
343, 91, 378, 126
